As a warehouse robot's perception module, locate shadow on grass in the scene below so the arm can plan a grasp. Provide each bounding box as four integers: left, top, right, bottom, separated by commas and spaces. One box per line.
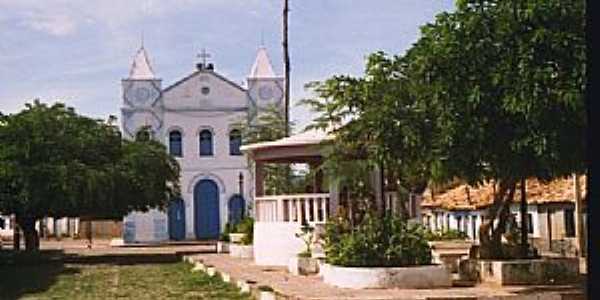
0, 249, 187, 299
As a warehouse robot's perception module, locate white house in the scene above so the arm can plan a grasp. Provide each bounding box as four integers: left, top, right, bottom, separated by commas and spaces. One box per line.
420, 175, 587, 257
120, 44, 284, 243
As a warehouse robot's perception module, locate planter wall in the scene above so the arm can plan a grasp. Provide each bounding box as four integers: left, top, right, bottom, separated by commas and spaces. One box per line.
229, 244, 254, 259
428, 240, 472, 273
229, 233, 245, 244
321, 264, 452, 289
478, 258, 580, 285
217, 241, 229, 253
288, 256, 319, 275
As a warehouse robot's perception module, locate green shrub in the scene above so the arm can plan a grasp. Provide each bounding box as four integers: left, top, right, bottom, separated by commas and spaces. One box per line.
295, 222, 315, 257
323, 212, 432, 267
235, 217, 254, 245
219, 223, 234, 242
424, 229, 468, 241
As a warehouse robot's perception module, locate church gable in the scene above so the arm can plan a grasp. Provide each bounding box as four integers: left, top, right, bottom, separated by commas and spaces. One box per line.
162, 71, 248, 111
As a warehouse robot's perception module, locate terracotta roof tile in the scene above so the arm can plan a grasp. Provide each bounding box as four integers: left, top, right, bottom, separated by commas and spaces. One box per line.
421, 175, 587, 211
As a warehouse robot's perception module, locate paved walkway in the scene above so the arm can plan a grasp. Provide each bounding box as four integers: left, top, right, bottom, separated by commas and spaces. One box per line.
14, 238, 218, 256
188, 253, 585, 300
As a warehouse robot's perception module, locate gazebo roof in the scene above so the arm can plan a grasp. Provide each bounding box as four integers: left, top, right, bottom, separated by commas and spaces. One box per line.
241, 127, 333, 152
241, 127, 334, 163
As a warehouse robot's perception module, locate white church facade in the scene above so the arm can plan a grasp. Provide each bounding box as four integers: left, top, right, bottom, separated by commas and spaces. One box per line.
120, 45, 284, 243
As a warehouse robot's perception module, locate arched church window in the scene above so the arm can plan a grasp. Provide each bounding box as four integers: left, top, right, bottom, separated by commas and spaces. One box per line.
169, 130, 183, 157
199, 129, 213, 156
229, 129, 242, 156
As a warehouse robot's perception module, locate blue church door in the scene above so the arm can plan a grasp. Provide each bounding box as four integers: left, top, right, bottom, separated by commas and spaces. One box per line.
228, 195, 245, 226
168, 198, 186, 240
194, 180, 220, 239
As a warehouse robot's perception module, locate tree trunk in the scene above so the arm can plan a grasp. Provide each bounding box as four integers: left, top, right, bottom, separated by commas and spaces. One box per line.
282, 0, 290, 137
87, 220, 93, 249
520, 177, 529, 258
13, 222, 21, 251
17, 216, 40, 251
479, 179, 517, 259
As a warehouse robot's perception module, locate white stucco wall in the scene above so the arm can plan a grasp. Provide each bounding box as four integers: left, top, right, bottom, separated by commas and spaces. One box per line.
254, 222, 305, 266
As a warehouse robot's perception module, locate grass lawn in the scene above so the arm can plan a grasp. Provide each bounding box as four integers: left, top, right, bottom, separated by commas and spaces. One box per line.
0, 252, 252, 300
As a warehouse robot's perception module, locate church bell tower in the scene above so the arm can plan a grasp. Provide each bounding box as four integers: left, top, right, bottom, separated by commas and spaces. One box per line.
121, 45, 163, 139
246, 46, 284, 124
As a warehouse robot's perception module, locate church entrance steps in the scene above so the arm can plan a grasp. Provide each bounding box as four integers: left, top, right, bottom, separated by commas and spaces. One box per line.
182, 253, 585, 300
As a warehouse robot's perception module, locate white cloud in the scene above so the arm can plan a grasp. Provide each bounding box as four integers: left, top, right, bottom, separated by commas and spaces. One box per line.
20, 13, 77, 36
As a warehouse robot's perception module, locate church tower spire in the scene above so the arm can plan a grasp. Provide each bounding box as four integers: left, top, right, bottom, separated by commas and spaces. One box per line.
248, 46, 276, 78
246, 46, 284, 124
129, 45, 155, 80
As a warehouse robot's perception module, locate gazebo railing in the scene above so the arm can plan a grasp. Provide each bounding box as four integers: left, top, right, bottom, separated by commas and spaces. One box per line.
255, 193, 330, 224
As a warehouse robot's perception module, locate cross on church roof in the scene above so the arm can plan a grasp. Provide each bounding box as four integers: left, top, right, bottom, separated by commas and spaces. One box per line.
197, 48, 211, 65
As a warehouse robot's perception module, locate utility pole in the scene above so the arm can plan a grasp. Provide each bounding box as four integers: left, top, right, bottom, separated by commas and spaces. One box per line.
283, 0, 290, 137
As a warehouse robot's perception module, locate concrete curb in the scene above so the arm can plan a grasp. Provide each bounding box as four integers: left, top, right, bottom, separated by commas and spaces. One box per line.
182, 254, 285, 299
181, 255, 584, 300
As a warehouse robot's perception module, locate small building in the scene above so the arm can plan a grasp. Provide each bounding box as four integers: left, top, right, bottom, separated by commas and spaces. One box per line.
420, 175, 587, 257
241, 127, 423, 266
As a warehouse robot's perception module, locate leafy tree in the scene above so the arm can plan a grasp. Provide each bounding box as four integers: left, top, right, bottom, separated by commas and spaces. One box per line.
0, 101, 180, 251
304, 0, 585, 259
406, 0, 585, 258
301, 52, 436, 218
236, 105, 296, 195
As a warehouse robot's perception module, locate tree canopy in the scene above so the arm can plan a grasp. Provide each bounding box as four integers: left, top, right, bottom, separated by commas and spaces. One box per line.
303, 0, 585, 258
0, 101, 180, 250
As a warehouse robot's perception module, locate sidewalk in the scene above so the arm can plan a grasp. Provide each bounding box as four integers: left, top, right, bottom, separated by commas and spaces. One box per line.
186, 253, 586, 300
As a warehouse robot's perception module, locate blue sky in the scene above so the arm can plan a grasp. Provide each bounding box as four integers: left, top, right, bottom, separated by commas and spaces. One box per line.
0, 0, 455, 131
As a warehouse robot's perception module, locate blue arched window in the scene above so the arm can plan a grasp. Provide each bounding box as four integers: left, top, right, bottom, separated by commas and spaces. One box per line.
169, 130, 183, 157
229, 129, 242, 156
199, 129, 213, 156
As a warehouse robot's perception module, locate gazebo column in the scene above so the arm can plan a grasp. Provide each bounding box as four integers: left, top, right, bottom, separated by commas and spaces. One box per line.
329, 181, 339, 218
371, 165, 385, 215
254, 162, 265, 221
254, 161, 265, 197
309, 161, 324, 193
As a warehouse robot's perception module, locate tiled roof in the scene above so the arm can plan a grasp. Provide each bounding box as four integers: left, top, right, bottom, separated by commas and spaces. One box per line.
421, 175, 587, 211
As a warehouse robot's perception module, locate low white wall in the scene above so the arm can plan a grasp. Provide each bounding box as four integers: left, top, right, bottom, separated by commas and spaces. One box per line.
230, 244, 254, 259
123, 209, 169, 243
321, 264, 452, 289
254, 222, 304, 266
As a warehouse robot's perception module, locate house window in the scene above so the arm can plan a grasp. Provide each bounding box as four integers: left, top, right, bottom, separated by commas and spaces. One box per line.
565, 208, 575, 237
199, 129, 213, 156
471, 216, 477, 240
169, 130, 183, 157
456, 216, 462, 232
229, 129, 242, 156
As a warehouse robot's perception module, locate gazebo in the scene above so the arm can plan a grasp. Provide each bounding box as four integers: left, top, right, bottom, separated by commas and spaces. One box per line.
241, 127, 336, 266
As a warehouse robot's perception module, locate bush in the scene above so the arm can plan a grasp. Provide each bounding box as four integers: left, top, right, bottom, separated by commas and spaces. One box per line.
235, 217, 254, 245
323, 212, 432, 267
424, 229, 468, 241
219, 223, 234, 242
295, 222, 315, 257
